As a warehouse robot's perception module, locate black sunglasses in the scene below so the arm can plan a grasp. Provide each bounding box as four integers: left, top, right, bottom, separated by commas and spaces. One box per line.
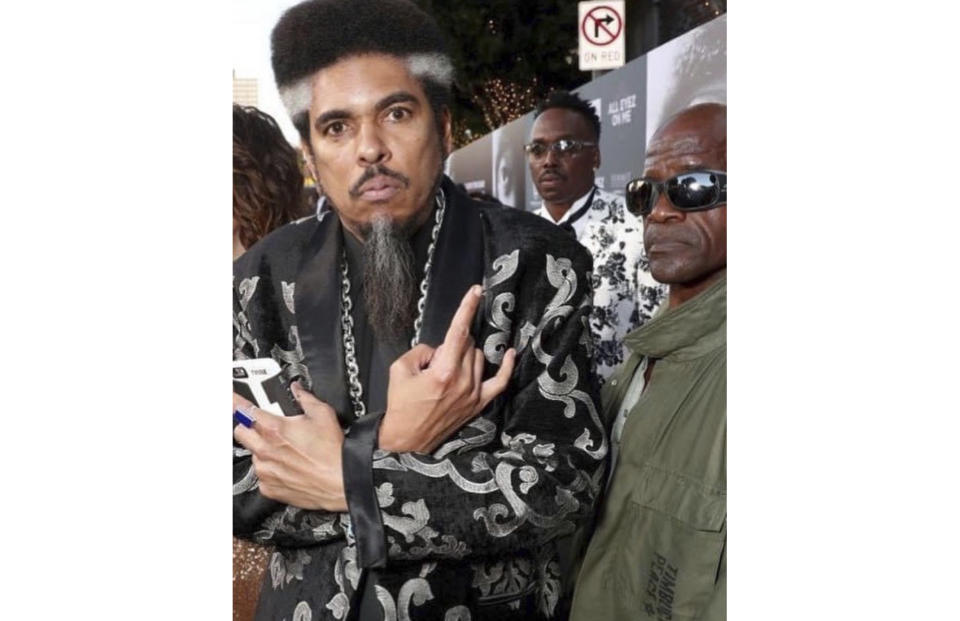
625, 170, 727, 217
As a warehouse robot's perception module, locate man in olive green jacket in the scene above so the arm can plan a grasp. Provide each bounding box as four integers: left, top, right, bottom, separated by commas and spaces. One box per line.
571, 103, 726, 620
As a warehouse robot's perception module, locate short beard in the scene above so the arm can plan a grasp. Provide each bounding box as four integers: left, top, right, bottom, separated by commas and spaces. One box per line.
361, 214, 419, 348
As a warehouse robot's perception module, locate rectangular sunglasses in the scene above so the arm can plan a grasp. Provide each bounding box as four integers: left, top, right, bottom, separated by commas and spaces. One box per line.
625, 170, 726, 217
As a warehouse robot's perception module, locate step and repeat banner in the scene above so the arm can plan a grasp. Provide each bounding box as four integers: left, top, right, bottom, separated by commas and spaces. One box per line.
446, 13, 726, 211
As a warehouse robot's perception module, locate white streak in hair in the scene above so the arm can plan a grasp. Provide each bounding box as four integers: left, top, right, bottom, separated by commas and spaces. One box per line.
406, 53, 453, 87
278, 76, 313, 118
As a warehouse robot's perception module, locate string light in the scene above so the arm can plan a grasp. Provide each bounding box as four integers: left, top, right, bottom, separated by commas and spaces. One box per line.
474, 77, 537, 132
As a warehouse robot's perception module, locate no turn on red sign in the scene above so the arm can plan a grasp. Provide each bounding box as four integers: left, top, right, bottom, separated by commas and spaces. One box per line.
578, 0, 625, 71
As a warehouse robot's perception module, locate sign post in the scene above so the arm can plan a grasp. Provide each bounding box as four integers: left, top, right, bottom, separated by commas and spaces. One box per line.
578, 1, 625, 71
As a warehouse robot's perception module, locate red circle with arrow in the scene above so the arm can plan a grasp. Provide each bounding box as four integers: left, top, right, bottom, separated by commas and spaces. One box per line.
581, 5, 622, 46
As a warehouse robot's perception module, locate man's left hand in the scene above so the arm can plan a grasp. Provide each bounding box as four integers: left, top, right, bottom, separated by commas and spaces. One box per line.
233, 383, 347, 512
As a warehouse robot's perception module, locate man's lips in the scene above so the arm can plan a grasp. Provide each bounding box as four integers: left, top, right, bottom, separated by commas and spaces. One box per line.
357, 175, 403, 201
645, 236, 691, 254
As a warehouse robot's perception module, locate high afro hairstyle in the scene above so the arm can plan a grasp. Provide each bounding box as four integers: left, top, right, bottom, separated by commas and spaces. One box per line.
270, 0, 453, 145
534, 90, 602, 141
233, 104, 309, 250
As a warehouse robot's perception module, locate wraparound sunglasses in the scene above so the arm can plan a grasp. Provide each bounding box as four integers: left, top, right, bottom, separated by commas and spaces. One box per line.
625, 170, 726, 217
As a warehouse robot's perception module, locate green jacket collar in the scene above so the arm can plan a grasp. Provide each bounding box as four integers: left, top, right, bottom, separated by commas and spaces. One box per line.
624, 271, 726, 361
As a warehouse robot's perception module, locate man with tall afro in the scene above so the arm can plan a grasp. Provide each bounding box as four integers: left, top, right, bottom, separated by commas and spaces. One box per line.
232, 1, 606, 619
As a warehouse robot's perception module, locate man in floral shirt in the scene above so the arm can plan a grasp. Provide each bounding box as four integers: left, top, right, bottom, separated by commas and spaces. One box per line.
528, 91, 666, 382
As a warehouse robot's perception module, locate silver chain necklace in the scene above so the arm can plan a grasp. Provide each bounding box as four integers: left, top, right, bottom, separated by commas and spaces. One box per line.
339, 190, 446, 418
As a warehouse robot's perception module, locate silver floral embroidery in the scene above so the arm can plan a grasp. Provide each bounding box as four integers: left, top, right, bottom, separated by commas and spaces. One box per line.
383, 500, 471, 559
472, 561, 504, 597
232, 465, 259, 495
382, 499, 431, 542
495, 432, 560, 475
473, 558, 533, 601
326, 542, 359, 620
375, 576, 435, 621
281, 281, 296, 314
482, 250, 520, 364
517, 321, 537, 354
537, 559, 561, 617
470, 453, 492, 473
340, 538, 360, 589
254, 511, 283, 543
375, 453, 500, 494
444, 605, 472, 620
271, 325, 312, 389
292, 600, 312, 621
252, 505, 341, 544
483, 249, 519, 290
269, 549, 311, 589
375, 586, 397, 621
309, 513, 339, 540
524, 255, 607, 461
376, 482, 396, 507
432, 418, 497, 459
483, 292, 514, 365
473, 460, 578, 537
326, 591, 349, 620
234, 276, 261, 358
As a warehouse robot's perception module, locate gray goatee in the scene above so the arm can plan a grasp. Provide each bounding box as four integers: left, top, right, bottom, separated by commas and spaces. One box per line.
361, 213, 419, 348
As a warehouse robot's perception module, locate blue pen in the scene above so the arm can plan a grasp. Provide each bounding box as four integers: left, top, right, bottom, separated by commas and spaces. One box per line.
234, 408, 256, 428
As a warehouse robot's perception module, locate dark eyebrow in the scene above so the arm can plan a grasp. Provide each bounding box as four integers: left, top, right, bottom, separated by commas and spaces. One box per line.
375, 91, 419, 113
314, 108, 351, 131
313, 91, 420, 132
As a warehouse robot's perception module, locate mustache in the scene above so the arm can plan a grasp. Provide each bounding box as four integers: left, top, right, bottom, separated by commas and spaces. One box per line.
539, 170, 566, 182
349, 165, 411, 197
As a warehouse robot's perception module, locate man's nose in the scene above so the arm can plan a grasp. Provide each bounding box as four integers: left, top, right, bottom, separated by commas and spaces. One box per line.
542, 147, 561, 167
646, 188, 684, 223
357, 122, 389, 165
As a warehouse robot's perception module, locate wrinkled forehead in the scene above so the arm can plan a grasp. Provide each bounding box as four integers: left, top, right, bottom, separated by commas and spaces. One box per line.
644, 123, 726, 173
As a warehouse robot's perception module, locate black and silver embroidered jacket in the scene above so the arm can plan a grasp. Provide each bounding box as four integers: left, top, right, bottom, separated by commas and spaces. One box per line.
233, 178, 607, 621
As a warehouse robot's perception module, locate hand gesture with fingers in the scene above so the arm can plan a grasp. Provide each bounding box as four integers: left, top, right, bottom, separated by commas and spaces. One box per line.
233, 383, 348, 512
379, 284, 516, 453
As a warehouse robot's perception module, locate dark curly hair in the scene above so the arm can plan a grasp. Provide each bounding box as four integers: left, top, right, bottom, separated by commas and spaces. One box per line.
270, 0, 453, 145
233, 104, 309, 249
534, 90, 602, 140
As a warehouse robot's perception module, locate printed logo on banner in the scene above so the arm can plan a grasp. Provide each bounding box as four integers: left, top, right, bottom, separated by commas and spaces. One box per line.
607, 93, 638, 127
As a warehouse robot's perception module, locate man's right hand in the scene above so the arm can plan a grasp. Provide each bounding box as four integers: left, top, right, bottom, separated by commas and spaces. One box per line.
379, 284, 516, 454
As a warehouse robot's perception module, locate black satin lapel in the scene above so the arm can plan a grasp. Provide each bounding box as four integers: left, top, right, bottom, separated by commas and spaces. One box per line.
294, 212, 351, 419
418, 178, 486, 347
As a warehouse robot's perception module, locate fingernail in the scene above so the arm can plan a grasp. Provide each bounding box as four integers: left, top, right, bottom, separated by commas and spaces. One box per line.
472, 284, 483, 297
291, 381, 304, 397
